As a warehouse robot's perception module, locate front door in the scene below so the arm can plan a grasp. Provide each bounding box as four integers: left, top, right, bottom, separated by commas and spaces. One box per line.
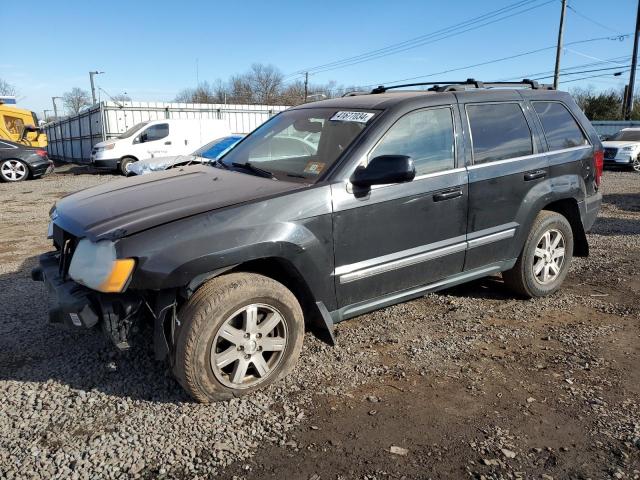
332, 106, 468, 308
135, 123, 171, 159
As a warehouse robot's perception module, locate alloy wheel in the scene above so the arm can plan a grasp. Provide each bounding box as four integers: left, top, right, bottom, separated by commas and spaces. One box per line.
1, 160, 27, 181
210, 303, 288, 389
633, 156, 640, 173
532, 228, 566, 285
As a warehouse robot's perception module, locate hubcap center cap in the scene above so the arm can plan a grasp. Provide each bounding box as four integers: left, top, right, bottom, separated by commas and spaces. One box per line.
244, 339, 258, 354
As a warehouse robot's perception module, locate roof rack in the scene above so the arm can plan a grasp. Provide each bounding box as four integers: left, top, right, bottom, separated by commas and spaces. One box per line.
370, 78, 554, 94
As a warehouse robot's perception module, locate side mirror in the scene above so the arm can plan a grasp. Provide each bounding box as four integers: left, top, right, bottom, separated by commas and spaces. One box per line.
350, 155, 415, 188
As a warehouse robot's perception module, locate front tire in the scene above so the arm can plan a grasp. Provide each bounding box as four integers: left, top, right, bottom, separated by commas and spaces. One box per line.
119, 156, 136, 176
173, 273, 304, 402
0, 159, 29, 182
632, 155, 640, 173
503, 210, 574, 298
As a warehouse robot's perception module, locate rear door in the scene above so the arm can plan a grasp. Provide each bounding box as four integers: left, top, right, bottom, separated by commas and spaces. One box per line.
458, 94, 548, 270
332, 105, 468, 308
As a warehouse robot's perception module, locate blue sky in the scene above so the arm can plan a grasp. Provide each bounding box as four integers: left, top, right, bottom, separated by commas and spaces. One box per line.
1, 0, 637, 116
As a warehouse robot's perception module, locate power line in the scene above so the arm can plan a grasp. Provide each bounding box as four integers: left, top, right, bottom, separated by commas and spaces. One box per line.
500, 55, 629, 80
562, 70, 629, 84
532, 64, 632, 80
363, 35, 628, 88
285, 0, 554, 78
566, 2, 624, 35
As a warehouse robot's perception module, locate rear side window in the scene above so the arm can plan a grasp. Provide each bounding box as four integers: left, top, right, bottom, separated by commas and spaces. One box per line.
533, 102, 588, 151
466, 103, 533, 164
369, 107, 455, 176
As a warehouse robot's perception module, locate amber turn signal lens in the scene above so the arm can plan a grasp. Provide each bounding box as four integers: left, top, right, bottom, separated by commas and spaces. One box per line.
98, 258, 136, 293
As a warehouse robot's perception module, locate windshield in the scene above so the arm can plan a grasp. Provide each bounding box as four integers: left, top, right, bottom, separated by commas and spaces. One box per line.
611, 130, 640, 142
193, 135, 243, 160
118, 122, 149, 139
221, 108, 376, 182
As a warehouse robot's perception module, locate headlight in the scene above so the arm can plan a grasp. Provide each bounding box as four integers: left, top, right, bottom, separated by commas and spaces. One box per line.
103, 143, 116, 151
622, 146, 637, 151
69, 239, 135, 293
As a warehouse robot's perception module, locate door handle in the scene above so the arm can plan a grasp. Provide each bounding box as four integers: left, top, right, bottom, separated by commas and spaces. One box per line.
524, 170, 546, 181
164, 141, 172, 145
433, 189, 463, 202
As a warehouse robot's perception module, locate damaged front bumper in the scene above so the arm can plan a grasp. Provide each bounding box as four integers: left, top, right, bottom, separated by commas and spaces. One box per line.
31, 252, 143, 350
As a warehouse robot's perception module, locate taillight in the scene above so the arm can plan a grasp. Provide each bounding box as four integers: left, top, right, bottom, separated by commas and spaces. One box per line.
35, 149, 48, 158
594, 149, 603, 188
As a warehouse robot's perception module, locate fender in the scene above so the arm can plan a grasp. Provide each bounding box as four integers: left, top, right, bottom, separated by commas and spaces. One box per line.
510, 172, 587, 258
117, 186, 337, 310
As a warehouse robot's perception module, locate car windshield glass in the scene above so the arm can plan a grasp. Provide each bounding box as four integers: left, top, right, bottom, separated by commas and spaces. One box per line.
118, 122, 149, 139
193, 136, 243, 160
221, 108, 376, 182
612, 130, 640, 141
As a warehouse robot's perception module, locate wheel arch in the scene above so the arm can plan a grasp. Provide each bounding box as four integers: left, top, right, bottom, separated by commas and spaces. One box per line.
119, 155, 139, 164
185, 256, 335, 344
541, 197, 589, 257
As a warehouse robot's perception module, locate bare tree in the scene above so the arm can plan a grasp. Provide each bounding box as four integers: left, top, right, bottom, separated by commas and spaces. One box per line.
0, 78, 17, 96
62, 87, 91, 114
174, 81, 229, 103
112, 93, 132, 102
246, 63, 284, 104
171, 64, 367, 106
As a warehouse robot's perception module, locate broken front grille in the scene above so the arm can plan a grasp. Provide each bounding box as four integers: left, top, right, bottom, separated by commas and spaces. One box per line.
52, 224, 78, 279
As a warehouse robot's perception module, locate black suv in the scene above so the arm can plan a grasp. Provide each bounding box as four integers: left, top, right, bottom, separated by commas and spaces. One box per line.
33, 79, 603, 402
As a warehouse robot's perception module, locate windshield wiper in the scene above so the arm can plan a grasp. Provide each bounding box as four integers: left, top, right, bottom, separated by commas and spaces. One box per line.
231, 161, 275, 179
211, 158, 230, 169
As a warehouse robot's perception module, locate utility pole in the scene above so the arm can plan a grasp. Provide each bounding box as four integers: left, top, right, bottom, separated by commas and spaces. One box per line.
625, 0, 640, 120
43, 109, 52, 122
51, 96, 62, 119
623, 84, 630, 119
303, 72, 309, 102
553, 0, 567, 90
89, 71, 104, 105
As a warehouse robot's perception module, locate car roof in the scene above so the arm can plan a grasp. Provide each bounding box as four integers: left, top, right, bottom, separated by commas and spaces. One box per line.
291, 87, 564, 111
0, 139, 30, 149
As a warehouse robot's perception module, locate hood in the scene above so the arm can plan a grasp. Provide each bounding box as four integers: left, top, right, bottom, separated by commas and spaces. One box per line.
601, 141, 640, 148
93, 139, 118, 148
54, 165, 304, 241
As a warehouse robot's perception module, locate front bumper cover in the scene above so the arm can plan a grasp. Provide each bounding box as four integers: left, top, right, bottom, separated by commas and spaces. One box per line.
32, 252, 142, 349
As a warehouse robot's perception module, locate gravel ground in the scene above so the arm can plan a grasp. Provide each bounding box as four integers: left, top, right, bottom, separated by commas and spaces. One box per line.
0, 166, 638, 479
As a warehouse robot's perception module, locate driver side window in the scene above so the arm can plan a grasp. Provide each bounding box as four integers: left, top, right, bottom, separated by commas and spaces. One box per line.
369, 107, 455, 176
138, 123, 169, 143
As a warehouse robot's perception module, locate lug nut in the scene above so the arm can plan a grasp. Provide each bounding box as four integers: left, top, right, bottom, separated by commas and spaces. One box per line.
237, 345, 244, 351
256, 333, 262, 339
258, 346, 263, 351
244, 333, 250, 339
244, 354, 251, 360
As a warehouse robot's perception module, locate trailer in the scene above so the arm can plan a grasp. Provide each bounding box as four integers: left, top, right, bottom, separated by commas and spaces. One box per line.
44, 101, 289, 163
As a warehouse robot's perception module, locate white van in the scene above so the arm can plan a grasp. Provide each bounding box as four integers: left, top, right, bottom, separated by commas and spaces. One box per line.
90, 119, 231, 175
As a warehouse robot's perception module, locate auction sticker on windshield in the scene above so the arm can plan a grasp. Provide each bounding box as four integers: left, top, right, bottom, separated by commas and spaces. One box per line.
330, 111, 375, 123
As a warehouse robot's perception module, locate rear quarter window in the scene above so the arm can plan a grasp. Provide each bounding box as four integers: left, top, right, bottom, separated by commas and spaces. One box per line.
466, 103, 533, 164
532, 101, 589, 151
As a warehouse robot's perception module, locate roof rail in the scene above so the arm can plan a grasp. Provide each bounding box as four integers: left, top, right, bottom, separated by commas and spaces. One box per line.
341, 91, 371, 97
370, 78, 554, 94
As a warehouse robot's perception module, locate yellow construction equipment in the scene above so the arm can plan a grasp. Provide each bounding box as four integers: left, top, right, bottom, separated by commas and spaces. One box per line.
0, 99, 48, 147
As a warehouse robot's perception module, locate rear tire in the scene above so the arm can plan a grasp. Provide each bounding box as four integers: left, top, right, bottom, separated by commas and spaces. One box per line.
173, 273, 304, 403
503, 210, 574, 298
632, 155, 640, 173
119, 156, 136, 176
0, 159, 29, 182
